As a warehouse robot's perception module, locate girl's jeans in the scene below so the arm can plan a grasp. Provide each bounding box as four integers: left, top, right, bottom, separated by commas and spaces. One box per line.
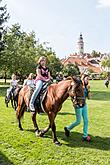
67, 104, 88, 138
29, 80, 43, 111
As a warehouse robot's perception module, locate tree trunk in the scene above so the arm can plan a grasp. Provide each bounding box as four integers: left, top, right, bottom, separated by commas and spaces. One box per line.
4, 71, 7, 83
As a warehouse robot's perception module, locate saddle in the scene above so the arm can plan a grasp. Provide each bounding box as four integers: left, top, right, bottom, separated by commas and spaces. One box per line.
30, 83, 48, 113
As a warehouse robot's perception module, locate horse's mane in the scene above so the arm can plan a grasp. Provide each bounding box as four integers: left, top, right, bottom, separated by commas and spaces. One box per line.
62, 76, 82, 84
55, 77, 72, 85
64, 76, 72, 80
63, 76, 79, 81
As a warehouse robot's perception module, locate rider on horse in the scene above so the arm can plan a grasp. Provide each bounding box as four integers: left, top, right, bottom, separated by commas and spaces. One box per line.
23, 73, 35, 88
6, 74, 18, 102
29, 56, 51, 113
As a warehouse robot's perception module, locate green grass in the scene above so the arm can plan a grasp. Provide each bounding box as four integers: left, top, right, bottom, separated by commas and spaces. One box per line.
0, 80, 110, 165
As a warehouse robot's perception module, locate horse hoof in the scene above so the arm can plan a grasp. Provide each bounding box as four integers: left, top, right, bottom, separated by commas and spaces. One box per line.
35, 130, 40, 137
39, 130, 45, 137
19, 127, 23, 131
54, 141, 62, 146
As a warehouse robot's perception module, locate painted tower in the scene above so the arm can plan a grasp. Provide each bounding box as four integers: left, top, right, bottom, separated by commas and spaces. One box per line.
77, 33, 84, 56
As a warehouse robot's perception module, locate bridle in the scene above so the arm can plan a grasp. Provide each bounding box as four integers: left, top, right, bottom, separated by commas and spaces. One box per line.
71, 79, 85, 108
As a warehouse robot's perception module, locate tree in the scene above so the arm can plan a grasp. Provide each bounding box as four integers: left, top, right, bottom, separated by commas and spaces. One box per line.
101, 58, 110, 67
35, 42, 62, 78
101, 58, 110, 72
0, 0, 9, 26
0, 24, 37, 82
0, 0, 9, 81
91, 50, 101, 58
47, 51, 62, 78
0, 0, 9, 48
62, 64, 80, 77
0, 23, 62, 82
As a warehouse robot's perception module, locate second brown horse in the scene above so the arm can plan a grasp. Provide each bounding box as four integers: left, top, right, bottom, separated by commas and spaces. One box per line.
16, 76, 85, 145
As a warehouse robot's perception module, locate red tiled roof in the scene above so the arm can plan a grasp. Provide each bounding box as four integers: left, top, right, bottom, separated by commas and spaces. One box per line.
88, 65, 102, 74
61, 54, 103, 73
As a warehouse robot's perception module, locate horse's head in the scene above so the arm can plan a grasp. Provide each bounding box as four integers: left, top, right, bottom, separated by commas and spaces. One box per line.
68, 76, 85, 108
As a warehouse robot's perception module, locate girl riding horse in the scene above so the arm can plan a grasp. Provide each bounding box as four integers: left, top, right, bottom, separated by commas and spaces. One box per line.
29, 56, 51, 112
5, 74, 19, 109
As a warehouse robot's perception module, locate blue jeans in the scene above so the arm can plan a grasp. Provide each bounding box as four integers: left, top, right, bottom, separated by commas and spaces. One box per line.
67, 104, 88, 138
29, 80, 43, 108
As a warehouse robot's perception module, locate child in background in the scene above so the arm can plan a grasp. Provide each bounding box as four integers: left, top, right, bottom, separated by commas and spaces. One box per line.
23, 73, 35, 88
23, 73, 35, 112
6, 74, 18, 101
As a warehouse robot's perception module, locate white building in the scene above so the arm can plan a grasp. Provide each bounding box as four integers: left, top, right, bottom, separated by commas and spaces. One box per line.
77, 33, 84, 56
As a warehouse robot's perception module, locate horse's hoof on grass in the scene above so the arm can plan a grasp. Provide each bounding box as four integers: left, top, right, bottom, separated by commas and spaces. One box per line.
54, 141, 62, 146
19, 127, 23, 131
35, 130, 44, 137
39, 130, 45, 137
35, 130, 41, 137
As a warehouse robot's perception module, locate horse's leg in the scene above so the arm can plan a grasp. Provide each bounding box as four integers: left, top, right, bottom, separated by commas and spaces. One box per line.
16, 96, 25, 130
14, 99, 17, 110
5, 96, 8, 107
11, 97, 14, 109
16, 105, 23, 130
39, 112, 58, 137
48, 111, 61, 145
39, 124, 51, 137
31, 112, 40, 136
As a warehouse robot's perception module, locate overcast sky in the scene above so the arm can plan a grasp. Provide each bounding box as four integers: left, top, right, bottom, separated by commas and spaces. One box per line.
2, 0, 110, 58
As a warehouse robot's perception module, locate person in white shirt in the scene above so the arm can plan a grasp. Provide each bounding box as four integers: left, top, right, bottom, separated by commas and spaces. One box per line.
23, 73, 35, 88
23, 73, 35, 112
7, 74, 18, 101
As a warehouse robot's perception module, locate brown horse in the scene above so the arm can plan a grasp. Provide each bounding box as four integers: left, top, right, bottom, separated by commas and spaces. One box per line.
16, 76, 85, 145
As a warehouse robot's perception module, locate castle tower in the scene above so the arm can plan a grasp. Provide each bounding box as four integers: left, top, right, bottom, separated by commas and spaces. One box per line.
77, 33, 84, 56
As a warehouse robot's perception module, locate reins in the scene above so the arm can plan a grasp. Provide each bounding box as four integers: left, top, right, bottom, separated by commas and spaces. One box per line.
74, 96, 85, 100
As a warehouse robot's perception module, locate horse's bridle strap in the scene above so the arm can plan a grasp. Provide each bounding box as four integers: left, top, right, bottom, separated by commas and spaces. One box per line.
74, 96, 85, 100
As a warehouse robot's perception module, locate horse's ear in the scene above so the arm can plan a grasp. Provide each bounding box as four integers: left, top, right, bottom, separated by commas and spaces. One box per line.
72, 76, 82, 84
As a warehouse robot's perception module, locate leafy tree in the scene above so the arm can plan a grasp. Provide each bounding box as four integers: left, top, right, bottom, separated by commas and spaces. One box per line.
0, 0, 9, 51
0, 23, 62, 82
35, 42, 62, 78
101, 58, 110, 77
0, 0, 9, 26
0, 0, 9, 81
62, 64, 80, 77
100, 72, 108, 79
47, 51, 62, 78
91, 50, 101, 58
101, 58, 110, 68
0, 24, 37, 82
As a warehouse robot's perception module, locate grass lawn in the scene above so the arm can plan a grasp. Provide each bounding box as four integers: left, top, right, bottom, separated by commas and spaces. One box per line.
0, 80, 110, 165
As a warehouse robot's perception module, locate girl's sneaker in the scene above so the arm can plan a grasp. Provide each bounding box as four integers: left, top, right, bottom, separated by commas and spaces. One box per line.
82, 135, 91, 142
64, 127, 70, 137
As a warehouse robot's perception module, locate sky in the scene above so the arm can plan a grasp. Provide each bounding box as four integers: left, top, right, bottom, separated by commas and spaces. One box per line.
2, 0, 110, 58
